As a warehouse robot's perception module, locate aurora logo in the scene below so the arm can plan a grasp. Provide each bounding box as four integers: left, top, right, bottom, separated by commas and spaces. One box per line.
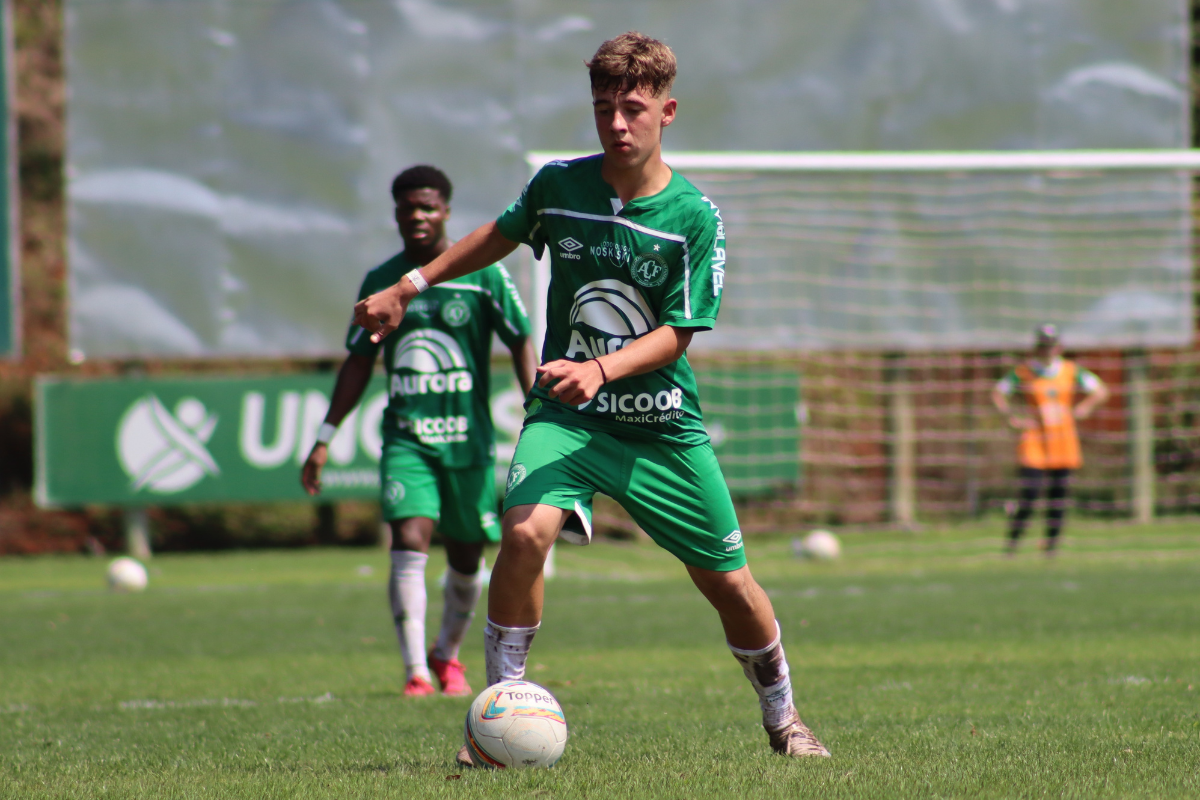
117, 396, 220, 494
393, 329, 467, 372
390, 329, 474, 398
568, 280, 658, 337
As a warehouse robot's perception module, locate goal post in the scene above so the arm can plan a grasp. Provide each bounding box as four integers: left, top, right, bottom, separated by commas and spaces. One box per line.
521, 150, 1200, 526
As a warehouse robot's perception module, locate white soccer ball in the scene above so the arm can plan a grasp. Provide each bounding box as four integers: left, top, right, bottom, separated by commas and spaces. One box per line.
801, 529, 842, 561
463, 680, 568, 769
107, 557, 149, 592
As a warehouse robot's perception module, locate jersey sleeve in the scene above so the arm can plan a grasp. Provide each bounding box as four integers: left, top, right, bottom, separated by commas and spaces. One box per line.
482, 263, 533, 348
994, 370, 1019, 396
344, 272, 381, 358
659, 198, 725, 330
495, 168, 549, 259
1076, 366, 1103, 394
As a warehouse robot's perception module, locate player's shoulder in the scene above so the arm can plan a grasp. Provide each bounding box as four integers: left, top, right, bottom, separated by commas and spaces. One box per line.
532, 154, 603, 188
666, 171, 723, 231
361, 252, 407, 288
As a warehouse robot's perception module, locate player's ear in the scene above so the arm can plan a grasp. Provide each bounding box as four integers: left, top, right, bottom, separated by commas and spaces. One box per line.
660, 96, 677, 128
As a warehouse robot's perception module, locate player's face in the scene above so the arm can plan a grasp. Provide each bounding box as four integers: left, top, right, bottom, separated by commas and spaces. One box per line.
592, 86, 676, 169
395, 188, 450, 252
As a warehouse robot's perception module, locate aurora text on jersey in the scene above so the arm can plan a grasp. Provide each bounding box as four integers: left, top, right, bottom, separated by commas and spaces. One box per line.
347, 253, 531, 468
495, 155, 725, 446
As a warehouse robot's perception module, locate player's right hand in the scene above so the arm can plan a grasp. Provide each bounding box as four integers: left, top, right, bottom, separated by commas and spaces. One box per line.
354, 283, 409, 343
301, 444, 328, 495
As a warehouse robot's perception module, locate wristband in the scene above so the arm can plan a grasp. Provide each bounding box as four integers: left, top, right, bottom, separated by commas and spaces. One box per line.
315, 422, 338, 445
405, 268, 430, 294
590, 358, 608, 385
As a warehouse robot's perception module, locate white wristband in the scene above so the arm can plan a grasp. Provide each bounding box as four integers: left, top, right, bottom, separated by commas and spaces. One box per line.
315, 422, 338, 446
405, 268, 430, 294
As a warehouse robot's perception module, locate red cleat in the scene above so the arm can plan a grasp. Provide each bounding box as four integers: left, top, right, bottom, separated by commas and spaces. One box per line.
428, 652, 472, 697
403, 675, 436, 697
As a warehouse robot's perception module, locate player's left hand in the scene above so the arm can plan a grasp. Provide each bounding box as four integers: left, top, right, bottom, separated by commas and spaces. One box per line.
537, 359, 606, 406
354, 284, 408, 343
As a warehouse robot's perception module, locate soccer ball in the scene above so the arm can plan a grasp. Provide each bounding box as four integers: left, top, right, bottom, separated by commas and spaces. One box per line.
107, 557, 149, 592
801, 530, 842, 561
463, 680, 568, 768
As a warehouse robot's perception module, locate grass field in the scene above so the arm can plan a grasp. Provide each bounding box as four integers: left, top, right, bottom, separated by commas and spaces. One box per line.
1, 521, 1198, 799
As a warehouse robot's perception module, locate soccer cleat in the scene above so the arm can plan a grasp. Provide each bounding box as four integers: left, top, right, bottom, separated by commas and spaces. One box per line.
428, 652, 472, 697
456, 744, 474, 768
768, 708, 831, 757
403, 675, 436, 697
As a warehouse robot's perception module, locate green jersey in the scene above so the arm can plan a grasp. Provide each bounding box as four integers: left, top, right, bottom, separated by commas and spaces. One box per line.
496, 154, 725, 446
346, 252, 531, 468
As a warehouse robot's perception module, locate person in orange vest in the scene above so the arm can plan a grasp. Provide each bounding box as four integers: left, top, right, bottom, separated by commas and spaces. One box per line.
991, 324, 1110, 555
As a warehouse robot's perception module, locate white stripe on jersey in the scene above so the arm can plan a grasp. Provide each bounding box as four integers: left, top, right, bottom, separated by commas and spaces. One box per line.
536, 208, 694, 320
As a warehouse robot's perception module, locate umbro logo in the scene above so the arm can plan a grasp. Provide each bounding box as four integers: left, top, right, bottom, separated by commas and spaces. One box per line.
558, 237, 584, 261
723, 530, 744, 551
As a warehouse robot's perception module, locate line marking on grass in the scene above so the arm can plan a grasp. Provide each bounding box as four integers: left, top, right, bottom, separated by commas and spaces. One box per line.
119, 693, 337, 711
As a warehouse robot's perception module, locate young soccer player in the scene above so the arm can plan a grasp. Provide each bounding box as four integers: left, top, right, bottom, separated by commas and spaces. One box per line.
353, 33, 829, 758
302, 165, 536, 697
991, 324, 1110, 555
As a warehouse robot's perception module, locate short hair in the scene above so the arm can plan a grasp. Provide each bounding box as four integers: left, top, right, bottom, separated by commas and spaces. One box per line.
586, 32, 676, 98
390, 165, 452, 203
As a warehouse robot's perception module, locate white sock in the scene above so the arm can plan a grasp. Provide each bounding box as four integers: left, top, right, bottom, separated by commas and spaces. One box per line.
729, 621, 796, 732
388, 550, 431, 682
432, 565, 484, 663
484, 618, 540, 687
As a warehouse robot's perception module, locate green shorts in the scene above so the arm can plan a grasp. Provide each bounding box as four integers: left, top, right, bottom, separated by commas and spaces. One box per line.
502, 421, 745, 572
380, 442, 501, 543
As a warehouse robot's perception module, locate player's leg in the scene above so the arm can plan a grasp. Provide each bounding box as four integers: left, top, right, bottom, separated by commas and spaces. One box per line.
427, 465, 501, 696
1007, 467, 1043, 554
1043, 468, 1071, 555
485, 422, 600, 687
380, 444, 442, 696
688, 565, 829, 757
484, 503, 570, 685
617, 438, 829, 757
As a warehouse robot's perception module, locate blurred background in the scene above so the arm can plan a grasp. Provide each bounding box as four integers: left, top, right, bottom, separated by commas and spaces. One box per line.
2, 0, 1199, 555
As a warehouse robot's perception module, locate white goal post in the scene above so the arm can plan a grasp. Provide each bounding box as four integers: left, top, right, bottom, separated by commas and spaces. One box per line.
524, 149, 1199, 353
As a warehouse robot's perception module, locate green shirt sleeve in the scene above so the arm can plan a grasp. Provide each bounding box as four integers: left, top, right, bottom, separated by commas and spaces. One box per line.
483, 263, 533, 348
495, 170, 548, 259
345, 271, 381, 358
995, 370, 1019, 396
1076, 366, 1103, 394
659, 198, 724, 330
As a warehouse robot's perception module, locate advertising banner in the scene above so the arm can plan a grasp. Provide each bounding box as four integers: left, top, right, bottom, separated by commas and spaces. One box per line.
36, 367, 800, 507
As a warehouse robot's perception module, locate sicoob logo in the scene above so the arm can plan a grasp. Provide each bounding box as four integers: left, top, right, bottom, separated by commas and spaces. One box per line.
117, 396, 220, 494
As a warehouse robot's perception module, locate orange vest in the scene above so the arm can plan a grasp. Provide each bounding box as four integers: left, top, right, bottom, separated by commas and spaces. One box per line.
1015, 360, 1082, 470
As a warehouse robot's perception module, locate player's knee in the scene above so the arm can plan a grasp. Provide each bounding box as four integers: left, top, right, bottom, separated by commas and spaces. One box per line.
500, 518, 553, 562
693, 568, 761, 615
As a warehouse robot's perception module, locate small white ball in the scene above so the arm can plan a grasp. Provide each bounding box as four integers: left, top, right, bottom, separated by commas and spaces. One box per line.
801, 530, 842, 561
107, 557, 149, 592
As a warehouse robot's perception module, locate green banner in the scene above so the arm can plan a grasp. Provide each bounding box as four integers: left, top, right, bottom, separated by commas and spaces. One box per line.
35, 367, 799, 507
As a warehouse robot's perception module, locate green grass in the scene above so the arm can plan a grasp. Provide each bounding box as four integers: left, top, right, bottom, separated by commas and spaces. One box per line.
1, 521, 1198, 798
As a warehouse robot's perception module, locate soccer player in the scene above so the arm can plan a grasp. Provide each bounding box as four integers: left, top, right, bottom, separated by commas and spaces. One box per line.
991, 324, 1110, 555
353, 33, 829, 758
302, 165, 536, 697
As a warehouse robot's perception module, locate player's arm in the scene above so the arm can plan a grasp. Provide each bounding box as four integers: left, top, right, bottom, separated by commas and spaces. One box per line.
1073, 371, 1110, 420
509, 337, 538, 396
354, 222, 518, 344
301, 353, 375, 495
992, 376, 1035, 430
537, 325, 693, 406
